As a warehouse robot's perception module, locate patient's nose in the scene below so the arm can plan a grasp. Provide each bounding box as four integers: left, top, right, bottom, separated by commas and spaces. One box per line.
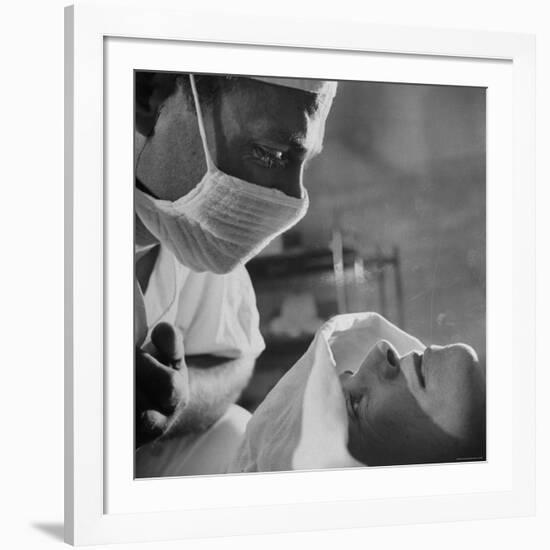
357, 340, 401, 381
377, 340, 401, 380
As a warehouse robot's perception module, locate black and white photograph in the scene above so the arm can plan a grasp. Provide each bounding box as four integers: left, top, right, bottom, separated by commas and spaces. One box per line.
133, 71, 486, 478
1, 0, 544, 545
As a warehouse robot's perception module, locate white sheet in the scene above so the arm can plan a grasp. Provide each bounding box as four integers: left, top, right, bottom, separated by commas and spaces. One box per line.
230, 312, 425, 472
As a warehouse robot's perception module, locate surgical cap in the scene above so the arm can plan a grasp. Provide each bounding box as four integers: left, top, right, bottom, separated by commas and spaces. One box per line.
246, 76, 337, 105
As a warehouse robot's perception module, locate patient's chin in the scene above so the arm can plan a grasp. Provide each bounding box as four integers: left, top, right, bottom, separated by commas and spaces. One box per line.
358, 445, 460, 467
348, 430, 485, 467
347, 425, 464, 467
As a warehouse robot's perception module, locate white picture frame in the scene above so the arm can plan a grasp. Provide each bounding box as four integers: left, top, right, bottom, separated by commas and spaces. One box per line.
65, 1, 535, 545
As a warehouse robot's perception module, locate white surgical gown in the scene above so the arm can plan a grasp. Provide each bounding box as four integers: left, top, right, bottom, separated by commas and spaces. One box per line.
135, 244, 265, 357
135, 243, 265, 476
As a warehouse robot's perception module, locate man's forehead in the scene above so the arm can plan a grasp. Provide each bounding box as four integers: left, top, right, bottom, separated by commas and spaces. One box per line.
225, 77, 333, 116
245, 76, 337, 104
214, 77, 334, 156
235, 85, 328, 128
249, 114, 317, 140
244, 115, 325, 156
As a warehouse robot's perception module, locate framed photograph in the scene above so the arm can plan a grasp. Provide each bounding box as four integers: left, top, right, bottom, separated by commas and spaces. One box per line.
65, 1, 535, 545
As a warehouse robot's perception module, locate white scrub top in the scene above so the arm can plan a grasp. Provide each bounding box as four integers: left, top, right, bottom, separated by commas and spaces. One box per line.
135, 243, 265, 359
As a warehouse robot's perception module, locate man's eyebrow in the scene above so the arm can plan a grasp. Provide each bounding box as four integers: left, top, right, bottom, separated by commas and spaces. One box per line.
252, 129, 316, 155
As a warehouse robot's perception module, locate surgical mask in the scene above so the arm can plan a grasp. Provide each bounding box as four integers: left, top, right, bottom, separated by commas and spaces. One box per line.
135, 74, 309, 274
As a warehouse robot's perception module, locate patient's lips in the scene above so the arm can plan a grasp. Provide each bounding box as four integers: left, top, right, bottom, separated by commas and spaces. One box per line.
412, 352, 426, 388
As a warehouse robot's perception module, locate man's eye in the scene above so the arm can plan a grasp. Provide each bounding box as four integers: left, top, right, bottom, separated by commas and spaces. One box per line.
251, 145, 288, 169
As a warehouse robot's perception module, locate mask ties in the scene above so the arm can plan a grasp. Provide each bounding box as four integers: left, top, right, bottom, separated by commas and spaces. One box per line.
188, 74, 215, 173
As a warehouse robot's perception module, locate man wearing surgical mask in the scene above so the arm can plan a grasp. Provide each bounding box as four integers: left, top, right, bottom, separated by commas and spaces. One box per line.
134, 72, 336, 475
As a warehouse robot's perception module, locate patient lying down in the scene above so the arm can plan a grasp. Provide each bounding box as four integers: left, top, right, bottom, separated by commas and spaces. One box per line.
136, 313, 486, 477
339, 339, 485, 467
231, 312, 485, 473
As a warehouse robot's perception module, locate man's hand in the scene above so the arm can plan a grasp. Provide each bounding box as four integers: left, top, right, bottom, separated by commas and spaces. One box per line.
135, 323, 189, 447
136, 322, 257, 448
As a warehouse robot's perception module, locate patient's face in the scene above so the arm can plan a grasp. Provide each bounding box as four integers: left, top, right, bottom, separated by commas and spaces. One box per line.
340, 340, 485, 466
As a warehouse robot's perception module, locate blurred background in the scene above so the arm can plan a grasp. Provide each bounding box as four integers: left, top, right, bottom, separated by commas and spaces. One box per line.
239, 80, 486, 411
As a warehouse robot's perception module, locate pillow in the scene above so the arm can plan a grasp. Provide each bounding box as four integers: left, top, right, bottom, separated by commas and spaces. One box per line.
229, 312, 425, 473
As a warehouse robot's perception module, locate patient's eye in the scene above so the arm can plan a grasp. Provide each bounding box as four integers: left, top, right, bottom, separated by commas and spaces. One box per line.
346, 392, 366, 419
251, 144, 288, 169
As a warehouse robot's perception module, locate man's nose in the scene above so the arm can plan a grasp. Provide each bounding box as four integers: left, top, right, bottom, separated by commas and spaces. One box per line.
276, 166, 304, 199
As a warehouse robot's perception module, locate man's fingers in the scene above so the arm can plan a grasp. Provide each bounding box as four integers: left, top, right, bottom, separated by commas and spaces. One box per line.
151, 322, 184, 366
136, 408, 169, 448
136, 386, 153, 414
141, 410, 169, 435
136, 350, 189, 415
136, 387, 165, 447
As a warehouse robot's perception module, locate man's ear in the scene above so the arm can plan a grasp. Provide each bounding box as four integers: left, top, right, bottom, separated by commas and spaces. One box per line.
134, 131, 147, 167
135, 72, 178, 137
